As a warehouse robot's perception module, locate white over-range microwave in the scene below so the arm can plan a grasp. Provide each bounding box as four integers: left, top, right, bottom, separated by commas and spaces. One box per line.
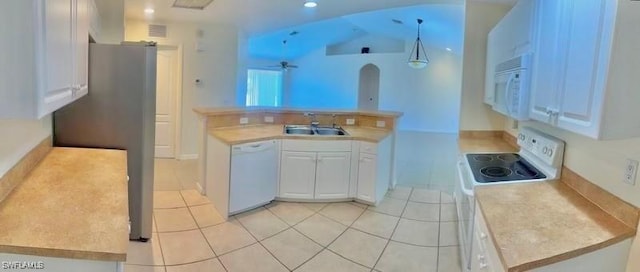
491, 53, 532, 121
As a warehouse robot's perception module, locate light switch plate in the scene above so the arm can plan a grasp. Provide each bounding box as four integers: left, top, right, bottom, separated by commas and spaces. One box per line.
376, 120, 386, 128
623, 159, 638, 185
239, 117, 249, 124
346, 119, 355, 125
264, 116, 274, 123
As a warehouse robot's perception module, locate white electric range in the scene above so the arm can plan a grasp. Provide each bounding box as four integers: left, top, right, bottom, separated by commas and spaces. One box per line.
454, 127, 565, 272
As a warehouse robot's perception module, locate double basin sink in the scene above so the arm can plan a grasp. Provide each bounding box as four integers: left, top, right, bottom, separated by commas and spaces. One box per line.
284, 125, 349, 136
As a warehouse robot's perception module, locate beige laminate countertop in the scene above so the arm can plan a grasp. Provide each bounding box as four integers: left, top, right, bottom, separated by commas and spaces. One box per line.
458, 136, 636, 271
476, 181, 635, 272
209, 125, 392, 145
0, 148, 129, 261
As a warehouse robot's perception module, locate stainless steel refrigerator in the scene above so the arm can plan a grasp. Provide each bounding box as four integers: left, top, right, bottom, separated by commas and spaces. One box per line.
53, 43, 157, 241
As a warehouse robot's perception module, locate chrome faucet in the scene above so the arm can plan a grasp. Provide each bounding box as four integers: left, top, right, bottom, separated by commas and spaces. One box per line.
331, 114, 337, 128
304, 112, 320, 127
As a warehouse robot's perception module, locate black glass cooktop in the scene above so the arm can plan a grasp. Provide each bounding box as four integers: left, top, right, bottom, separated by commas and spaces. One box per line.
465, 153, 546, 183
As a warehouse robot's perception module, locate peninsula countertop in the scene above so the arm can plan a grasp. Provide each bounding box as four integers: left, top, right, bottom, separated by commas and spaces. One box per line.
458, 135, 637, 271
0, 147, 129, 261
208, 125, 393, 145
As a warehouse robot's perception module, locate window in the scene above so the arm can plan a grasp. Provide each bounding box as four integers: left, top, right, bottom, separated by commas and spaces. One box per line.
246, 69, 283, 107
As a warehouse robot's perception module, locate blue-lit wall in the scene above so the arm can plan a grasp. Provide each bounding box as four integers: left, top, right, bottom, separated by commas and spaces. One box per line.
284, 45, 463, 132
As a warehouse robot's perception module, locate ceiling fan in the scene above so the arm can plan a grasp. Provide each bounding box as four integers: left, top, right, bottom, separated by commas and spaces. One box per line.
268, 40, 299, 71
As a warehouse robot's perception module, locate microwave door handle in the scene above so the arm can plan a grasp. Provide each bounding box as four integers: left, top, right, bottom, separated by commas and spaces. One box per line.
504, 73, 516, 116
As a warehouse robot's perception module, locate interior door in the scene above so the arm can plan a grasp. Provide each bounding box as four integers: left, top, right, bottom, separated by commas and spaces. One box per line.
358, 64, 380, 110
155, 49, 177, 158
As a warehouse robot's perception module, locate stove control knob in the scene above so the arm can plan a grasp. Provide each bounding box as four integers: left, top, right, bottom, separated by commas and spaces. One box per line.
548, 149, 553, 157
518, 134, 526, 141
542, 146, 548, 155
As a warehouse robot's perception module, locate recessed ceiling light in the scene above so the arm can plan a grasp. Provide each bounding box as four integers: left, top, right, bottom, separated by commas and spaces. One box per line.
446, 47, 452, 52
304, 1, 317, 8
144, 8, 155, 14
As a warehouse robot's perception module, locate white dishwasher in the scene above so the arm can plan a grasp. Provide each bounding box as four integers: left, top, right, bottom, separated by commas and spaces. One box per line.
229, 140, 279, 215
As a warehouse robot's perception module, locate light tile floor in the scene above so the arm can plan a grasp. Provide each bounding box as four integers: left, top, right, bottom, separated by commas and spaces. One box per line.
126, 188, 461, 272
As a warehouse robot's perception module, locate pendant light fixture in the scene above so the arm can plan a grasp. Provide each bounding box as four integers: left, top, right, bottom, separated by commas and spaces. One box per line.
408, 19, 429, 69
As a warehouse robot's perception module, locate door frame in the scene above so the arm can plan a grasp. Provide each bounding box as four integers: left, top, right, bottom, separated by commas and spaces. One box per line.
156, 44, 183, 159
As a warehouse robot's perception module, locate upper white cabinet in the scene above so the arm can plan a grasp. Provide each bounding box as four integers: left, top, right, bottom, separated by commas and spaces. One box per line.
530, 0, 640, 139
0, 0, 89, 119
484, 0, 536, 105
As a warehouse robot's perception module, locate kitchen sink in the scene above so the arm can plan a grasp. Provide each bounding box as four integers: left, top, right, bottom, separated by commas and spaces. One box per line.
283, 125, 349, 136
315, 127, 348, 135
285, 127, 314, 135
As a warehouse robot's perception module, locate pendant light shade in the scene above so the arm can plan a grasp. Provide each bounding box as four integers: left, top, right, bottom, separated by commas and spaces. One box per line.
408, 19, 429, 69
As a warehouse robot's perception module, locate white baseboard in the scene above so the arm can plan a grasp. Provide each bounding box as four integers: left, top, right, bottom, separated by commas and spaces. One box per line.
178, 154, 199, 160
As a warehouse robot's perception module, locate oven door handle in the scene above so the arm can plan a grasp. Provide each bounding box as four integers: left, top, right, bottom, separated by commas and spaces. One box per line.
457, 161, 474, 196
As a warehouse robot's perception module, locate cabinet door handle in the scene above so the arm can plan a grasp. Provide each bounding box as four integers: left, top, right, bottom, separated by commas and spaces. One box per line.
480, 262, 488, 269
480, 232, 487, 240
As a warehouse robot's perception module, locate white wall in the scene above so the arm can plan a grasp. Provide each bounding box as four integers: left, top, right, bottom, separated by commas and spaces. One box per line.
459, 1, 511, 131
125, 20, 238, 157
284, 44, 463, 133
0, 116, 51, 178
94, 0, 124, 44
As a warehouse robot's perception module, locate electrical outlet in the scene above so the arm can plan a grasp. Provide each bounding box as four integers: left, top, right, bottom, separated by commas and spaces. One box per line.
376, 120, 386, 128
346, 119, 355, 125
264, 116, 274, 123
623, 159, 638, 185
239, 117, 249, 124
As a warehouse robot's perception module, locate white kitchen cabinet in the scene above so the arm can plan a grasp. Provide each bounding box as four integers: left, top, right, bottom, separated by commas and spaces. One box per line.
484, 0, 536, 105
279, 140, 352, 200
355, 137, 392, 205
279, 151, 317, 200
356, 153, 377, 203
0, 0, 89, 119
530, 0, 640, 139
315, 152, 351, 199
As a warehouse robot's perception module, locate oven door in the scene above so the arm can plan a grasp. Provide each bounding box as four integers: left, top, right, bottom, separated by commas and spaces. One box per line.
454, 158, 476, 272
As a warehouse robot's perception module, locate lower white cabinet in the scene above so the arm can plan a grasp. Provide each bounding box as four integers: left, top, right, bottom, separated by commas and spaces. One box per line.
356, 153, 377, 202
279, 140, 352, 200
355, 136, 393, 205
315, 152, 351, 199
279, 151, 317, 199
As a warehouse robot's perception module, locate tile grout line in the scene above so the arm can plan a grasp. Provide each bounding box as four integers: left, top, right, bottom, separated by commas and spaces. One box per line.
291, 203, 371, 271
179, 190, 230, 272
263, 202, 327, 271
151, 207, 168, 271
233, 211, 294, 271
370, 187, 413, 271
316, 206, 372, 270
436, 191, 443, 272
